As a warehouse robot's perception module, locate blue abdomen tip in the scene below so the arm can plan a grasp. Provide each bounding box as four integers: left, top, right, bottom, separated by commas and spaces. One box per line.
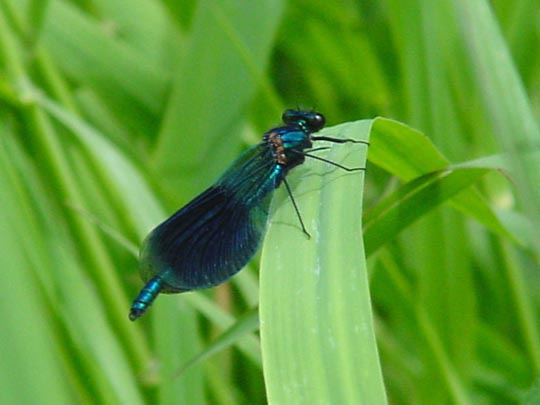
129, 276, 163, 321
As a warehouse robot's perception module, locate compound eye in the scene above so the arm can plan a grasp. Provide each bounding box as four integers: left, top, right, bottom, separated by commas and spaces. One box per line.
282, 109, 297, 124
308, 113, 325, 131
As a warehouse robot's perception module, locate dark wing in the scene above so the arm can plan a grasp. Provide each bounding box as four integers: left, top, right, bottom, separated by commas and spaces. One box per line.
140, 144, 279, 292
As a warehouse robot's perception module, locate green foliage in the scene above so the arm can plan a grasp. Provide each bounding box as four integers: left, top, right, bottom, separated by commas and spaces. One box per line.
0, 0, 538, 404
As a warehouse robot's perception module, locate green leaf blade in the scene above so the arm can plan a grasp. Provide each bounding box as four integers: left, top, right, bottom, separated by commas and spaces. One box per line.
260, 120, 387, 404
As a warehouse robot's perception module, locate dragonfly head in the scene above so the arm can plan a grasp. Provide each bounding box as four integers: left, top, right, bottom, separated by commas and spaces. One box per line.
282, 109, 326, 133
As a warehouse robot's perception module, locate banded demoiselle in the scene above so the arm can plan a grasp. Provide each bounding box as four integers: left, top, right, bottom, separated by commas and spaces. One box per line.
129, 110, 367, 321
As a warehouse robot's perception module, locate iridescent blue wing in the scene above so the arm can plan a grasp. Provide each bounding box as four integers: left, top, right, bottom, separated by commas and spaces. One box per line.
140, 143, 279, 292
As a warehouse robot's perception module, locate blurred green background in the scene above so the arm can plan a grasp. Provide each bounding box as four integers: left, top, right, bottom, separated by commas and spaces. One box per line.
0, 0, 539, 404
